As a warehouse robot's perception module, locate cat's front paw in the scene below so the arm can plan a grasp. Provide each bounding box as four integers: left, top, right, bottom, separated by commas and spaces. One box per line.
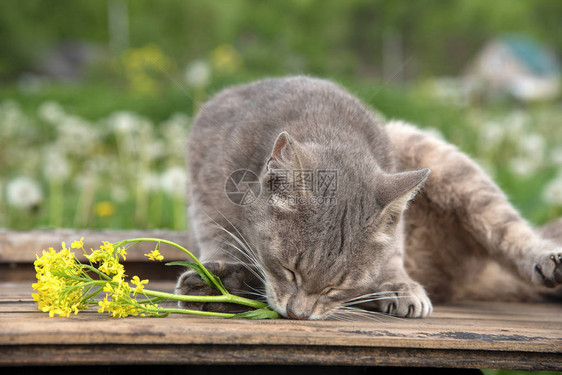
175, 261, 262, 312
371, 281, 433, 318
532, 251, 562, 287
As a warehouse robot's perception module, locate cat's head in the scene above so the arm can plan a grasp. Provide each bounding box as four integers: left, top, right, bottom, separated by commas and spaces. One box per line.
246, 131, 429, 320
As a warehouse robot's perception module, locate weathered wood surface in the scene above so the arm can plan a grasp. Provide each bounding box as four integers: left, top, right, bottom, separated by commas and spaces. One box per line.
0, 230, 192, 263
1, 281, 561, 370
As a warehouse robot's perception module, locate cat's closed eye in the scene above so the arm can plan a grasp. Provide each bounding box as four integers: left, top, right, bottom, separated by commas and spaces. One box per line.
283, 268, 296, 282
322, 287, 339, 298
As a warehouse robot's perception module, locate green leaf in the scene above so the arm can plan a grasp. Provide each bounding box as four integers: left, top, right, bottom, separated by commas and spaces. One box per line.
230, 308, 281, 320
166, 261, 215, 289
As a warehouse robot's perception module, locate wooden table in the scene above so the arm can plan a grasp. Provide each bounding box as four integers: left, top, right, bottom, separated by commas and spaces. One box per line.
1, 281, 561, 370
1, 230, 561, 371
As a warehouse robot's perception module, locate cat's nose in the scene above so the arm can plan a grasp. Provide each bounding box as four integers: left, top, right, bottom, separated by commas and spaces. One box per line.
287, 308, 309, 320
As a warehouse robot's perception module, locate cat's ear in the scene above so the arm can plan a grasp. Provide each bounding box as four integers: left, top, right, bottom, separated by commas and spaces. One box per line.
378, 168, 430, 213
267, 131, 301, 171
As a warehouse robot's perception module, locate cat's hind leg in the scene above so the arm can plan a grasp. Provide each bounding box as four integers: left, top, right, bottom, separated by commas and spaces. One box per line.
386, 121, 562, 289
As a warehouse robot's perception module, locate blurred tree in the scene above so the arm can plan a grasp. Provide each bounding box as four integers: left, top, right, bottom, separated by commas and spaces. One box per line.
0, 0, 559, 81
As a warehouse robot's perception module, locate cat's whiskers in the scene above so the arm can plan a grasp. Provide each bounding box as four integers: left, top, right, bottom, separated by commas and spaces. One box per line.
203, 211, 265, 277
329, 313, 354, 322
343, 291, 404, 304
211, 222, 263, 273
244, 283, 267, 296
335, 305, 403, 322
217, 211, 261, 265
343, 295, 414, 307
333, 306, 387, 322
216, 238, 266, 284
215, 235, 256, 264
230, 288, 268, 301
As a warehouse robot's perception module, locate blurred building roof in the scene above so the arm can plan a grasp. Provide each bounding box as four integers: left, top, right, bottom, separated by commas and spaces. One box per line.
501, 35, 560, 77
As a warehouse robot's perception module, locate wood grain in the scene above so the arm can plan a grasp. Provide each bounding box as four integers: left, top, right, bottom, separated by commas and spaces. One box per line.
1, 281, 561, 370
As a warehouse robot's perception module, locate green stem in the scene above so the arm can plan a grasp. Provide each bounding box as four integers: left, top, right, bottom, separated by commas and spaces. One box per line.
49, 179, 63, 228
142, 306, 236, 318
151, 191, 163, 228
82, 264, 112, 281
81, 287, 104, 303
113, 238, 229, 295
141, 288, 267, 309
172, 194, 186, 231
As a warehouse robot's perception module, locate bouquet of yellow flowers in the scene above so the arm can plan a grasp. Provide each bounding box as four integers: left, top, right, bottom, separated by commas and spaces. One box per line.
32, 237, 279, 319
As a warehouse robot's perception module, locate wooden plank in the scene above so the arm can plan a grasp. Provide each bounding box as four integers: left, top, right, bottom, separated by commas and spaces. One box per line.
0, 282, 561, 370
2, 310, 559, 352
0, 344, 560, 370
0, 229, 192, 263
0, 261, 182, 282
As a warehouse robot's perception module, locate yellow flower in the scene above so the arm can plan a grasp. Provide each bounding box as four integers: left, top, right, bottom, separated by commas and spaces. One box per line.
119, 44, 175, 95
98, 297, 112, 313
32, 244, 87, 317
145, 249, 164, 261
117, 246, 127, 261
71, 237, 84, 249
109, 304, 139, 318
100, 241, 115, 255
99, 258, 116, 275
85, 249, 103, 263
33, 238, 165, 319
130, 276, 149, 295
95, 201, 115, 218
103, 283, 114, 294
211, 44, 241, 74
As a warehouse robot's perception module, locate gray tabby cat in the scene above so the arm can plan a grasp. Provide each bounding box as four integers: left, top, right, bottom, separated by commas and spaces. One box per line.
176, 76, 562, 320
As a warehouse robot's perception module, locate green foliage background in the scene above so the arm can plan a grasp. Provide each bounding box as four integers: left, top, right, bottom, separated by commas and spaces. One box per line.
2, 0, 562, 79
0, 0, 561, 233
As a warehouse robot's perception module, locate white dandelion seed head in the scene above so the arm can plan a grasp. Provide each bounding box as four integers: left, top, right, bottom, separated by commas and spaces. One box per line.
509, 157, 541, 178
0, 100, 29, 138
147, 140, 166, 161
160, 167, 187, 196
110, 185, 129, 203
184, 60, 211, 88
160, 114, 189, 158
543, 174, 562, 206
43, 149, 70, 180
161, 113, 190, 138
109, 111, 140, 135
481, 121, 505, 147
506, 110, 528, 134
518, 133, 545, 160
56, 116, 100, 156
38, 101, 66, 124
6, 176, 43, 209
140, 172, 162, 192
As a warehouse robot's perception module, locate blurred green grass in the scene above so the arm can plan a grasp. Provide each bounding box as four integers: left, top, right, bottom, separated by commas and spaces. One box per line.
0, 77, 561, 230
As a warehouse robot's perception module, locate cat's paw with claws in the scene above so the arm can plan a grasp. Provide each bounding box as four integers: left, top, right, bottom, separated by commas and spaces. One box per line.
175, 261, 262, 313
532, 251, 562, 287
370, 280, 433, 318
